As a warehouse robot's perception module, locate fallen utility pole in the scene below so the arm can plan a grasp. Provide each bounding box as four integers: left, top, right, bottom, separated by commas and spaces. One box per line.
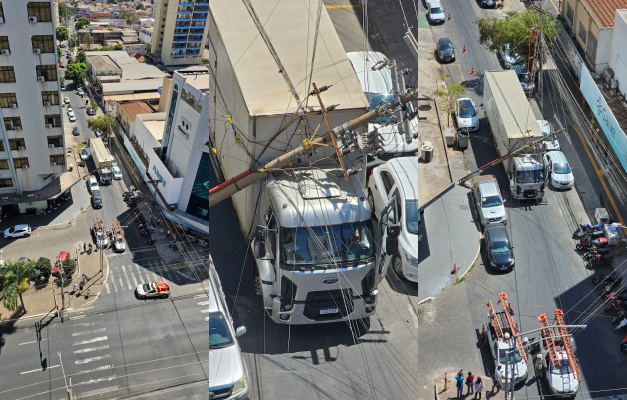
208, 87, 421, 208
458, 128, 564, 186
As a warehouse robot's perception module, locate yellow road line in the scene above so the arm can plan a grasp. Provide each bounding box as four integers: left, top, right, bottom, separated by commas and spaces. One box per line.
571, 124, 625, 225
325, 4, 361, 8
448, 63, 465, 81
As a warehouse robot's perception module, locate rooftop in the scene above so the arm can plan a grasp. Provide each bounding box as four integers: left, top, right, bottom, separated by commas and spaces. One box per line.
581, 0, 627, 27
177, 67, 210, 94
88, 54, 121, 71
86, 51, 166, 80
119, 101, 154, 121
144, 120, 165, 142
209, 0, 368, 115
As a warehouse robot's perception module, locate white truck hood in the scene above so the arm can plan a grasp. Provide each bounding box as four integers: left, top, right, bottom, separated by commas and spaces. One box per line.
548, 355, 579, 394
481, 205, 506, 221
370, 121, 420, 155
209, 344, 245, 390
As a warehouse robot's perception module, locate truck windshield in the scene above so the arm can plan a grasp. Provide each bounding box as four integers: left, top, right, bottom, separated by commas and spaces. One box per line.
367, 93, 394, 123
516, 170, 543, 183
280, 221, 374, 264
482, 195, 502, 207
406, 200, 419, 234
208, 312, 234, 349
499, 349, 522, 364
551, 364, 572, 375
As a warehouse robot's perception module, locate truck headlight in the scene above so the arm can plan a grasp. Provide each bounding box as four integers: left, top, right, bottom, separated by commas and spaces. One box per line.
232, 373, 248, 395
405, 253, 419, 266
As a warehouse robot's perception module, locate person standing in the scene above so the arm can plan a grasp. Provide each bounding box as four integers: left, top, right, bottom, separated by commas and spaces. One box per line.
455, 371, 465, 398
492, 366, 502, 394
474, 377, 485, 399
466, 371, 475, 395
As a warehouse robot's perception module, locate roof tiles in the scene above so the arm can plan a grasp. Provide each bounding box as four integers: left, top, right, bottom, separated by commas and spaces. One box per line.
582, 0, 627, 27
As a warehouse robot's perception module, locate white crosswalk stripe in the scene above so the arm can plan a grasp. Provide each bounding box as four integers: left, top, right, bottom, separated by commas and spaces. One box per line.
110, 273, 118, 293
74, 354, 111, 365
74, 345, 109, 354
105, 282, 110, 294
129, 265, 139, 288
200, 309, 210, 313
72, 328, 106, 337
73, 336, 108, 346
197, 301, 210, 306
121, 265, 133, 289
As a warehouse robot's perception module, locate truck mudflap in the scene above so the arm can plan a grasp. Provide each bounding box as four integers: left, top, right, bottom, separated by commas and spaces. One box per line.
269, 292, 376, 325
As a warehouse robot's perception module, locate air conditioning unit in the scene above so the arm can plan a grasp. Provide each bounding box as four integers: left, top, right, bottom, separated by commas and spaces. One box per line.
9, 103, 17, 108
43, 101, 51, 107
50, 162, 57, 166
18, 146, 25, 151
33, 48, 41, 55
0, 50, 9, 56
45, 124, 53, 128
29, 17, 37, 23
14, 126, 22, 131
37, 76, 45, 82
21, 164, 29, 169
48, 144, 55, 148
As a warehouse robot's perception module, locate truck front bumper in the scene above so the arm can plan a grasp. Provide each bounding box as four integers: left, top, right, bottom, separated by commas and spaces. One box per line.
268, 295, 376, 325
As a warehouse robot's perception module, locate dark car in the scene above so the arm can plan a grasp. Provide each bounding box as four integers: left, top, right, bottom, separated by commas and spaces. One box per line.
484, 224, 515, 271
87, 108, 94, 115
479, 0, 496, 7
437, 38, 456, 63
91, 190, 102, 209
72, 126, 80, 136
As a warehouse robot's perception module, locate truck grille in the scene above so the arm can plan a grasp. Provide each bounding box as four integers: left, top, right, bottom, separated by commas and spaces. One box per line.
488, 217, 502, 222
208, 385, 232, 399
377, 150, 418, 161
522, 190, 536, 199
303, 289, 354, 321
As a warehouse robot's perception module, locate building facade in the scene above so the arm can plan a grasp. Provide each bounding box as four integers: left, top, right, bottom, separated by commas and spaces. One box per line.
0, 1, 66, 194
150, 0, 209, 66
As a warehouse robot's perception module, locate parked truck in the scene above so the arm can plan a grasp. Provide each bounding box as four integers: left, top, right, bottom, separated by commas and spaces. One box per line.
484, 70, 545, 200
91, 137, 112, 184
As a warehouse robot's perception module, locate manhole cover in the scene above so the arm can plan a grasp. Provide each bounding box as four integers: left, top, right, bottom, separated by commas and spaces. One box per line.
459, 204, 469, 210
418, 104, 432, 111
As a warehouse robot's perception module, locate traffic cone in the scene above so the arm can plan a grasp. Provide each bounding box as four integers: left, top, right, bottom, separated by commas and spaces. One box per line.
448, 13, 451, 20
462, 45, 467, 53
470, 66, 476, 75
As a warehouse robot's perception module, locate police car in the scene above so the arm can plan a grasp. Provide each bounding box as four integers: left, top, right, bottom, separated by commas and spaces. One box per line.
135, 281, 170, 299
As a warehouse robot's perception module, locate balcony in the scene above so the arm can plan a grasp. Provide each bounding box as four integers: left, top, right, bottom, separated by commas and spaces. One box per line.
172, 45, 186, 50
196, 1, 209, 5
177, 9, 191, 14
171, 54, 185, 58
188, 35, 203, 42
173, 31, 188, 36
176, 16, 191, 22
186, 51, 200, 58
192, 16, 207, 22
179, 1, 193, 5
190, 25, 205, 31
193, 7, 209, 13
172, 39, 187, 43
187, 43, 201, 49
175, 23, 189, 28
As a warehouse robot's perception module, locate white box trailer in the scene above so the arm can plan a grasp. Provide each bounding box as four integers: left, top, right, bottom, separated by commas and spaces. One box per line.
90, 137, 112, 184
207, 0, 369, 236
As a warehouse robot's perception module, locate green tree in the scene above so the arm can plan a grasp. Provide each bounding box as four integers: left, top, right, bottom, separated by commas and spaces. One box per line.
60, 74, 65, 85
124, 11, 140, 25
107, 0, 118, 3
1, 260, 35, 313
147, 43, 151, 54
75, 16, 90, 31
91, 99, 99, 114
82, 32, 94, 50
435, 81, 467, 127
136, 2, 146, 10
65, 62, 87, 84
69, 37, 77, 49
38, 259, 52, 280
56, 26, 69, 42
76, 50, 86, 64
57, 45, 62, 59
61, 258, 77, 277
58, 2, 69, 22
475, 10, 558, 70
88, 115, 115, 139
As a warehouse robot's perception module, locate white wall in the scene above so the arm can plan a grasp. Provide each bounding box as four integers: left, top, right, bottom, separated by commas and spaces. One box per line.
609, 10, 627, 98
123, 43, 148, 56
147, 148, 184, 204
134, 112, 165, 152
139, 30, 152, 44
596, 28, 613, 73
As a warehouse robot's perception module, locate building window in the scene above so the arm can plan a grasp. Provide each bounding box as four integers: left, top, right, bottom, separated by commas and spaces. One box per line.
0, 178, 13, 188
4, 117, 21, 131
586, 31, 598, 62
0, 93, 17, 108
578, 22, 587, 44
0, 141, 4, 151
12, 157, 29, 168
27, 2, 52, 22
47, 135, 63, 147
36, 65, 57, 81
0, 159, 8, 170
45, 114, 61, 127
0, 66, 15, 83
43, 174, 53, 181
566, 3, 574, 24
0, 36, 9, 51
181, 89, 203, 113
162, 18, 165, 21
185, 152, 210, 221
161, 25, 164, 28
32, 35, 55, 53
42, 91, 59, 105
50, 154, 64, 165
162, 84, 179, 151
0, 4, 4, 20
9, 139, 25, 151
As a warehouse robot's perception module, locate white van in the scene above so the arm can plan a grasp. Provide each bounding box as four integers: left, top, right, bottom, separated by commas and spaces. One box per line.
427, 1, 446, 24
208, 259, 249, 399
543, 151, 574, 189
367, 157, 419, 281
346, 51, 419, 159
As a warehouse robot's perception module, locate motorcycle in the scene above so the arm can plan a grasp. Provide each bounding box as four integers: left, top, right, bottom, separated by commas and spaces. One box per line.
137, 223, 146, 229
577, 229, 605, 243
592, 274, 623, 286
621, 335, 627, 354
45, 207, 52, 214
576, 236, 608, 251
36, 210, 46, 216
585, 255, 615, 269
612, 309, 627, 324
198, 239, 208, 249
583, 250, 613, 262
572, 223, 603, 239
140, 231, 152, 237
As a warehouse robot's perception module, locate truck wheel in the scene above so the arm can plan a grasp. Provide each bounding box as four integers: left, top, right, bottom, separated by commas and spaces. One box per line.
621, 343, 627, 354
367, 190, 376, 219
392, 256, 404, 279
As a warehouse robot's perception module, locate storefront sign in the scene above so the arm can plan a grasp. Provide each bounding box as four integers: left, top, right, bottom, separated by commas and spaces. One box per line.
122, 135, 147, 180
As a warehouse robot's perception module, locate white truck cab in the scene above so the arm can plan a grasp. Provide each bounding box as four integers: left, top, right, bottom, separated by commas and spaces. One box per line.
509, 155, 545, 200
541, 350, 579, 398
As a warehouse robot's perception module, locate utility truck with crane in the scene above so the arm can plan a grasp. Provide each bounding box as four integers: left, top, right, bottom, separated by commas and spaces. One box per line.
90, 137, 112, 185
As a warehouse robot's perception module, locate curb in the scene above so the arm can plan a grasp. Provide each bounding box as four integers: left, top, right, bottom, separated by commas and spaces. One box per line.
81, 247, 111, 308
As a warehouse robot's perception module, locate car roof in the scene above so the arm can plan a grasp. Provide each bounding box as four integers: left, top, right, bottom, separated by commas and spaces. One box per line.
536, 120, 551, 135
430, 1, 442, 7
346, 51, 393, 96
93, 190, 101, 198
477, 180, 500, 196
545, 150, 568, 163
513, 65, 529, 74
15, 224, 29, 230
439, 38, 451, 45
386, 157, 419, 199
486, 224, 508, 241
89, 176, 97, 182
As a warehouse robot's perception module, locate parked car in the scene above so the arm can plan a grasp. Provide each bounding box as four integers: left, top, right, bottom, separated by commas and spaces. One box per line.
513, 65, 535, 94
61, 84, 66, 91
537, 120, 559, 151
543, 151, 574, 189
72, 126, 80, 136
112, 165, 122, 180
59, 61, 64, 68
69, 114, 76, 122
499, 44, 522, 69
64, 96, 70, 104
4, 224, 31, 239
60, 44, 66, 48
427, 0, 445, 23
67, 107, 73, 115
88, 176, 99, 193
483, 224, 515, 271
34, 257, 50, 280
455, 97, 479, 131
80, 148, 90, 161
66, 50, 71, 55
436, 38, 455, 63
367, 157, 420, 281
472, 175, 507, 227
78, 88, 84, 97
52, 251, 70, 276
86, 107, 94, 115
91, 190, 102, 209
479, 0, 496, 7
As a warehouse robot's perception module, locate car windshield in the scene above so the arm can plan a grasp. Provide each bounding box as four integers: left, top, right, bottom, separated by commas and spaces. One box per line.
498, 348, 523, 364
209, 312, 234, 349
458, 100, 476, 118
439, 41, 452, 51
366, 93, 394, 123
142, 284, 150, 292
8, 227, 14, 233
406, 199, 419, 234
431, 7, 443, 13
554, 163, 571, 174
490, 239, 510, 253
281, 221, 374, 264
516, 170, 544, 183
551, 363, 572, 375
517, 73, 529, 84
482, 195, 503, 207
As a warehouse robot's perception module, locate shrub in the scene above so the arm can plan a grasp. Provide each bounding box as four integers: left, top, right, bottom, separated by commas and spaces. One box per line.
39, 259, 52, 280
62, 258, 77, 277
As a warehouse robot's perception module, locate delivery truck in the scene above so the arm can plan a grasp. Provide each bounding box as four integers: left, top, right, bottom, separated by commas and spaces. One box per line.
90, 137, 112, 185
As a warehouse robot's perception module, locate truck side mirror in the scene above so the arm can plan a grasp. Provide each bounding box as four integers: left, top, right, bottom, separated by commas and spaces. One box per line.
253, 225, 266, 259
386, 224, 401, 256
236, 326, 247, 337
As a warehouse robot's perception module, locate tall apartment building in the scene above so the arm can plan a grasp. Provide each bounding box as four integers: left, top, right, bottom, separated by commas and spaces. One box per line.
0, 1, 66, 197
150, 0, 209, 66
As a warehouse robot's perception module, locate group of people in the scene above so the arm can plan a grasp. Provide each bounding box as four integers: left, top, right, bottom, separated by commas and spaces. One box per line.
454, 367, 503, 399
72, 274, 90, 298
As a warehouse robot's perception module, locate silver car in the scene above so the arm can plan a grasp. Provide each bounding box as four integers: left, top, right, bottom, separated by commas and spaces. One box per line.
472, 176, 507, 227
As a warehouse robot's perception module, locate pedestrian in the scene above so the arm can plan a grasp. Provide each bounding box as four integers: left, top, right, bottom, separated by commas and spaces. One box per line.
168, 240, 173, 249
79, 281, 84, 291
479, 325, 488, 347
466, 371, 475, 395
82, 273, 87, 283
492, 366, 502, 394
88, 243, 92, 253
73, 282, 78, 292
167, 230, 170, 238
83, 243, 87, 253
455, 371, 465, 398
85, 288, 90, 298
474, 377, 485, 399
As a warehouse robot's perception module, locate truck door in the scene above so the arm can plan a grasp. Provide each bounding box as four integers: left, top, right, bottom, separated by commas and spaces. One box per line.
376, 196, 397, 283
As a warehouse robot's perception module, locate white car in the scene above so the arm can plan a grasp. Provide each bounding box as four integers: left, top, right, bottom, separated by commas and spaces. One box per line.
78, 88, 84, 96
346, 51, 419, 158
69, 114, 76, 122
537, 120, 559, 151
455, 98, 479, 131
367, 157, 419, 281
67, 107, 73, 114
64, 96, 70, 104
80, 148, 90, 161
94, 229, 109, 248
427, 0, 445, 23
542, 350, 579, 397
4, 224, 31, 239
112, 165, 122, 180
113, 237, 125, 252
88, 176, 99, 193
543, 151, 574, 189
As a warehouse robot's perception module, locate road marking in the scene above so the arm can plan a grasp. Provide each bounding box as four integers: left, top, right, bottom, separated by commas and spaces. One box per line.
70, 315, 86, 320
74, 344, 109, 354
194, 294, 207, 298
119, 277, 124, 291
76, 364, 112, 374
111, 274, 118, 293
21, 365, 59, 374
325, 4, 361, 8
75, 354, 112, 365
157, 260, 172, 282
572, 124, 625, 225
105, 282, 110, 294
73, 336, 108, 346
74, 375, 117, 386
78, 385, 118, 397
444, 63, 466, 82
121, 265, 132, 289
176, 270, 196, 281
197, 301, 210, 306
72, 328, 106, 337
73, 321, 102, 327
130, 265, 139, 288
20, 338, 49, 345
200, 309, 210, 313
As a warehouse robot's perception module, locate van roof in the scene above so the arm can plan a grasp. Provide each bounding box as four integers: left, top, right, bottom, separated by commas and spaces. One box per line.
346, 51, 393, 97
546, 150, 568, 163
477, 180, 500, 197
388, 157, 418, 200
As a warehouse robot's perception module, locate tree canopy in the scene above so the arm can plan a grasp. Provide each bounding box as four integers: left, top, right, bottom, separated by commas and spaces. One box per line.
435, 81, 467, 127
88, 115, 115, 139
475, 9, 558, 70
58, 3, 69, 22
1, 260, 35, 312
75, 16, 90, 31
57, 45, 63, 59
76, 50, 86, 64
65, 62, 87, 84
136, 3, 146, 10
56, 26, 69, 42
82, 32, 94, 50
69, 37, 77, 49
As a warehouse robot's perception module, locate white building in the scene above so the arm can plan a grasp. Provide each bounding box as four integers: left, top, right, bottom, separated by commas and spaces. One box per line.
139, 26, 153, 45
139, 18, 154, 27
0, 1, 66, 196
